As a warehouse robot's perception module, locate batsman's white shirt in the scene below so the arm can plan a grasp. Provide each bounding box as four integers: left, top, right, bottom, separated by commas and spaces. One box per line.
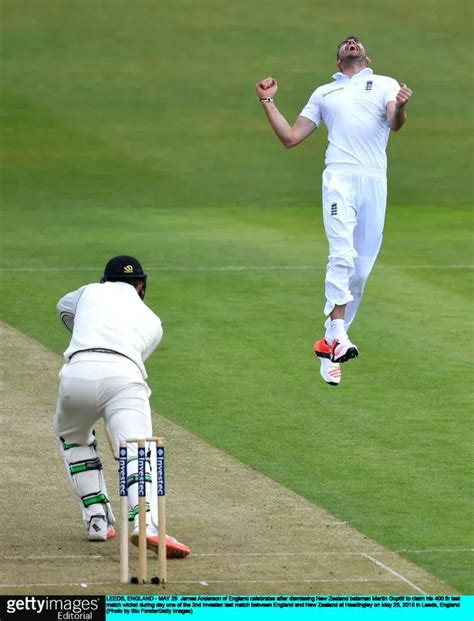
57, 281, 163, 379
299, 68, 400, 175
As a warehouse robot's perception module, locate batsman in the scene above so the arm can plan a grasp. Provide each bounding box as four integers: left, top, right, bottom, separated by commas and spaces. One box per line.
53, 255, 190, 558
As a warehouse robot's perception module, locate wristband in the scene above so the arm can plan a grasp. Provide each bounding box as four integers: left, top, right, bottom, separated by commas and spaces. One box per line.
260, 97, 274, 103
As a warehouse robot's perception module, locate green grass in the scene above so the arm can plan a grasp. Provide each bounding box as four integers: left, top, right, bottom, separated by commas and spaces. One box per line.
1, 0, 473, 593
1, 0, 473, 209
1, 204, 473, 592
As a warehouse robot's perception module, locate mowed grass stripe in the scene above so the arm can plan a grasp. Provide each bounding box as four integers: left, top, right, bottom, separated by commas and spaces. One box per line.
1, 1, 472, 208
0, 264, 473, 272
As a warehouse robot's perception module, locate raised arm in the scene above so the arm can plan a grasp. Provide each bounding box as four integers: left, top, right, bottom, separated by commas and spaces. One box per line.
386, 83, 413, 132
256, 77, 317, 148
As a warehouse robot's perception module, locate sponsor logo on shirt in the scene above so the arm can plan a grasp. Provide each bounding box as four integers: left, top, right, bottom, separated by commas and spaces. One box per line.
331, 203, 338, 216
322, 87, 345, 97
365, 81, 373, 91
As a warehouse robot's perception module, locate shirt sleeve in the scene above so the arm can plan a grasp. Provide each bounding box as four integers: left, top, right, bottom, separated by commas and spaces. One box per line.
57, 285, 87, 332
299, 90, 322, 126
383, 78, 401, 105
141, 313, 164, 362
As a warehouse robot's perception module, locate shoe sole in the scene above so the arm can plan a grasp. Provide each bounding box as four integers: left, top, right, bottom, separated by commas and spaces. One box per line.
332, 346, 358, 364
130, 533, 190, 559
88, 529, 115, 542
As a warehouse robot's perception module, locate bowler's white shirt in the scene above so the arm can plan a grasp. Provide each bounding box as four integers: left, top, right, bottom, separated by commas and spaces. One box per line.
300, 68, 400, 175
57, 281, 163, 379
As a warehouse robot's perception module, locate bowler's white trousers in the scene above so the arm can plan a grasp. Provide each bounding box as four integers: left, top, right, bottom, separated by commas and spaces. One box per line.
54, 352, 154, 528
322, 167, 387, 329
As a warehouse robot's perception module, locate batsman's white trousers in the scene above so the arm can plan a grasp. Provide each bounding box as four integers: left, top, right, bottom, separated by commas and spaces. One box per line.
54, 352, 152, 446
54, 352, 154, 525
322, 167, 387, 328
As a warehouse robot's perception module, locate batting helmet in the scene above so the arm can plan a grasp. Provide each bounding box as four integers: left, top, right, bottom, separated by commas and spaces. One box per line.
100, 255, 148, 299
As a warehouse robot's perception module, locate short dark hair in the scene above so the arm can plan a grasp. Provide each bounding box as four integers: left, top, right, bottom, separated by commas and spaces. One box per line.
336, 35, 362, 59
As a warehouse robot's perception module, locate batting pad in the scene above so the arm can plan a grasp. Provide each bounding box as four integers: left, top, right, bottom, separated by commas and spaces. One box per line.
57, 438, 115, 527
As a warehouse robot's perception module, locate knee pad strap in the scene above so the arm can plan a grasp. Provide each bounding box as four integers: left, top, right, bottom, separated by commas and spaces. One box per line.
69, 457, 103, 476
82, 492, 109, 507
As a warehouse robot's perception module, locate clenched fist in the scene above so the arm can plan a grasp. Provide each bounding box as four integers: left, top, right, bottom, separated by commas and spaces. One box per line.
256, 77, 278, 100
396, 83, 413, 108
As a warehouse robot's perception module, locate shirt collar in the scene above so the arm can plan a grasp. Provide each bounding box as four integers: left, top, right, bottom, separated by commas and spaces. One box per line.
332, 67, 373, 82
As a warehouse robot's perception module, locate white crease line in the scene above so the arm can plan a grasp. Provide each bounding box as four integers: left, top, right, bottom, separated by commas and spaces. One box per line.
361, 553, 426, 595
192, 552, 369, 557
2, 555, 104, 560
0, 582, 116, 588
2, 548, 470, 561
167, 578, 402, 585
0, 577, 402, 589
0, 265, 472, 273
3, 265, 314, 273
188, 548, 474, 557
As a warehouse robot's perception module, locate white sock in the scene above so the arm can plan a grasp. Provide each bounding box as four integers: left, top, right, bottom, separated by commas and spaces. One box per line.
324, 318, 331, 344
330, 319, 348, 343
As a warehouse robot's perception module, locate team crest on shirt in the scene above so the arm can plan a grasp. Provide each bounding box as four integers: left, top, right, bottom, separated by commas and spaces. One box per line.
365, 81, 373, 91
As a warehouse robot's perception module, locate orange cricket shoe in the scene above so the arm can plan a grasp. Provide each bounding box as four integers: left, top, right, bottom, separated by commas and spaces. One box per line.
131, 531, 191, 558
314, 338, 342, 386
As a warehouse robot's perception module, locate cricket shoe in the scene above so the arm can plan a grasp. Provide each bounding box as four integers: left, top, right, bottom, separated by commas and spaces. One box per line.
314, 339, 341, 386
330, 338, 359, 364
130, 529, 191, 558
87, 515, 116, 541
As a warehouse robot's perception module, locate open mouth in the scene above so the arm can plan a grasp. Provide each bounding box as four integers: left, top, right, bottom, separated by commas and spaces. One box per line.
346, 43, 360, 53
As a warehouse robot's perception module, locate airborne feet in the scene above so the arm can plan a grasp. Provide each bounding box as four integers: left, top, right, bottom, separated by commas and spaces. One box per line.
330, 338, 359, 364
314, 338, 342, 386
